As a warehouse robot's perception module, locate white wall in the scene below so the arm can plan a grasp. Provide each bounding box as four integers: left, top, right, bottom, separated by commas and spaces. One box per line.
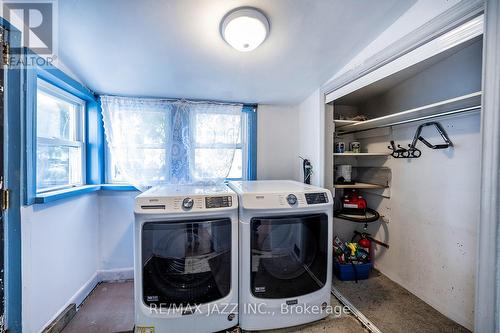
257, 104, 300, 181
297, 89, 324, 186
98, 191, 137, 272
21, 194, 100, 333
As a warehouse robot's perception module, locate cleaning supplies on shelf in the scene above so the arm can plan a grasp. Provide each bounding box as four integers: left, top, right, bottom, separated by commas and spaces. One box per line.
349, 141, 361, 153
335, 142, 346, 153
334, 164, 353, 184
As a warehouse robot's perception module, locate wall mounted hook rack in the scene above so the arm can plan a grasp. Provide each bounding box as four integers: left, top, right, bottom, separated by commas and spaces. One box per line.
388, 122, 453, 158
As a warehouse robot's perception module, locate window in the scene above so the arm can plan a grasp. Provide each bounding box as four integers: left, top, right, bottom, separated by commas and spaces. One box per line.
36, 79, 86, 193
105, 105, 256, 184
192, 111, 246, 180
106, 108, 170, 183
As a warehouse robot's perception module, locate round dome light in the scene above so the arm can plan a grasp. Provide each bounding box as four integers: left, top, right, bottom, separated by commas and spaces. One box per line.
221, 7, 269, 52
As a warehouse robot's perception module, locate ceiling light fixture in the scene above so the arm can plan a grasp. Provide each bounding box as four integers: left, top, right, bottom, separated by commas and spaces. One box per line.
221, 7, 270, 52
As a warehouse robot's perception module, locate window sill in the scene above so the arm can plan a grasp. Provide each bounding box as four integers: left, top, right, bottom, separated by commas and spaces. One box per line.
34, 185, 101, 204
100, 184, 138, 191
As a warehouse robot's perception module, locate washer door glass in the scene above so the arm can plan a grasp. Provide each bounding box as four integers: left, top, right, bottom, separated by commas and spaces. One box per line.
250, 214, 328, 299
142, 219, 231, 307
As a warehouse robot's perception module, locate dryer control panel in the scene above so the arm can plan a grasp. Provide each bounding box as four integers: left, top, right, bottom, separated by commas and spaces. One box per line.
228, 180, 333, 210
305, 192, 329, 204
205, 196, 233, 209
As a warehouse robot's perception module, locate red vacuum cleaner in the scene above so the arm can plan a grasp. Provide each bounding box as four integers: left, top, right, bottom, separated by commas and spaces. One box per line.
334, 189, 380, 223
342, 189, 367, 215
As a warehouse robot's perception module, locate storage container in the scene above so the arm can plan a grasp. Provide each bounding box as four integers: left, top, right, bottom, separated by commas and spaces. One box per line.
334, 262, 372, 281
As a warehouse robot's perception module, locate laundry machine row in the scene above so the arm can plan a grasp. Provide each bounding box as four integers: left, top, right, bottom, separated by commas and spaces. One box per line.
134, 180, 333, 333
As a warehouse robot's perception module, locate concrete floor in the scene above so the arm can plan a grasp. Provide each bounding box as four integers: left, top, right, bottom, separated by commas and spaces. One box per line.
61, 281, 134, 333
333, 270, 471, 333
61, 282, 365, 333
61, 273, 470, 333
249, 296, 366, 333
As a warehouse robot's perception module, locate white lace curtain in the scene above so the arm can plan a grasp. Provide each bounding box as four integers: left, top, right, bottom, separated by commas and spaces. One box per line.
100, 96, 242, 191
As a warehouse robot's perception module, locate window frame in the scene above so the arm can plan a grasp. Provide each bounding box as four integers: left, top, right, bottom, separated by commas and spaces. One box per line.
35, 78, 87, 194
24, 51, 103, 205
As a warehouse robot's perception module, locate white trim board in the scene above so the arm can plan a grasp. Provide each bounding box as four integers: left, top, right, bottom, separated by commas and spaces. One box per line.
41, 268, 134, 331
323, 0, 485, 98
325, 14, 484, 103
475, 0, 500, 331
40, 272, 99, 332
97, 267, 134, 282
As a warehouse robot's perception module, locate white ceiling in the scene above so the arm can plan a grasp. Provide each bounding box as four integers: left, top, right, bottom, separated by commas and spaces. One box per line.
58, 0, 416, 104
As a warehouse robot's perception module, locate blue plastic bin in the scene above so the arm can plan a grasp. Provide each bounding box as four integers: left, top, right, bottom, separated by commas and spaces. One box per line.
334, 262, 372, 281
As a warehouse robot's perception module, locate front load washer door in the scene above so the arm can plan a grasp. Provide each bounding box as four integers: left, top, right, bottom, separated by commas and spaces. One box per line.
142, 219, 231, 307
250, 214, 328, 299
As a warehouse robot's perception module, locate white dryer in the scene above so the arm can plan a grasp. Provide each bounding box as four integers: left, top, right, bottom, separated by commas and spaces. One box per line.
228, 180, 333, 331
134, 185, 239, 333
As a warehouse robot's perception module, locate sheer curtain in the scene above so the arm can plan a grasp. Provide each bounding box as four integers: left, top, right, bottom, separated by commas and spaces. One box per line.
101, 96, 242, 191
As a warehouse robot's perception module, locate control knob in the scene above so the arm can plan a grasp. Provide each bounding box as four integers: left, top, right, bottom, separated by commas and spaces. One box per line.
287, 194, 298, 206
182, 197, 194, 210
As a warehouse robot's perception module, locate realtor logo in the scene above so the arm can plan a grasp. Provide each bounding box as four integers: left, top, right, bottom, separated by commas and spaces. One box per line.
1, 0, 57, 55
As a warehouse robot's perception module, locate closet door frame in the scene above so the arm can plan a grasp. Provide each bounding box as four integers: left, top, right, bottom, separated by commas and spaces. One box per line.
476, 0, 500, 332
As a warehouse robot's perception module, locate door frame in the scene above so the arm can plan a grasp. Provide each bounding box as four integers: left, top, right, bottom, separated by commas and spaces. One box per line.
0, 18, 22, 333
475, 0, 500, 331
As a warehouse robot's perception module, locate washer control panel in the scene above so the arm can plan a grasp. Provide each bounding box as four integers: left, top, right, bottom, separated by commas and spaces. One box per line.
305, 192, 329, 205
205, 196, 233, 209
135, 190, 237, 214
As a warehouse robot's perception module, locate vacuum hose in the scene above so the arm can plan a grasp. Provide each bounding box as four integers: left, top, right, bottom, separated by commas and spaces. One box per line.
334, 208, 380, 223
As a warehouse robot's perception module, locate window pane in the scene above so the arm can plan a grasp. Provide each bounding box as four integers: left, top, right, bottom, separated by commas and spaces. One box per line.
110, 147, 168, 183
194, 148, 242, 180
107, 151, 127, 183
113, 110, 168, 146
36, 80, 85, 193
227, 149, 242, 179
194, 113, 241, 145
36, 144, 82, 192
37, 89, 80, 141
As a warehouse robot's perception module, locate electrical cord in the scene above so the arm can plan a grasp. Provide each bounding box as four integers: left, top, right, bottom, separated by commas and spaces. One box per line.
299, 156, 312, 184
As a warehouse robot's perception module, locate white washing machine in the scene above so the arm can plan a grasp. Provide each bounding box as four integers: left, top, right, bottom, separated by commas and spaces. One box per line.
134, 185, 239, 333
228, 180, 333, 331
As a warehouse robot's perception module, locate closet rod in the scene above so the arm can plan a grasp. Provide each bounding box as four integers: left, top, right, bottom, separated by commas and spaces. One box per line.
337, 92, 482, 135
338, 106, 481, 135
